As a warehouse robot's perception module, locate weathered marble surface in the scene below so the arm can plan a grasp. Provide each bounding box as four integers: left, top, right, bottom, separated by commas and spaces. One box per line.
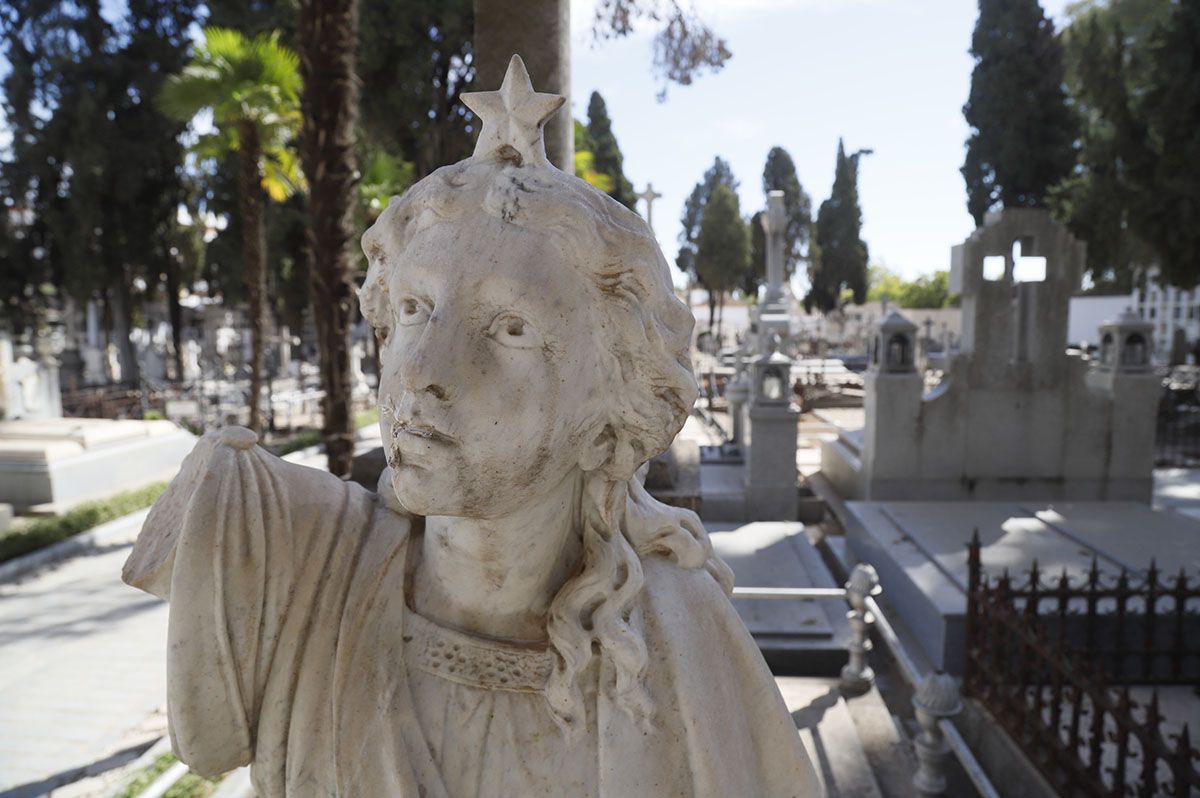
124, 56, 821, 797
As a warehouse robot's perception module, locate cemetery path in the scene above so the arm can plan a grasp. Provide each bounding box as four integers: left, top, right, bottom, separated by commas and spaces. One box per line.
0, 516, 168, 796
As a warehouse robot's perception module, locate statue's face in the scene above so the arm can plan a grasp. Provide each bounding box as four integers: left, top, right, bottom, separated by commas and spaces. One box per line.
377, 217, 600, 518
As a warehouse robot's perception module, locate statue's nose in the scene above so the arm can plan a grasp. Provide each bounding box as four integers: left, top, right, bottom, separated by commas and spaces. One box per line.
397, 315, 454, 402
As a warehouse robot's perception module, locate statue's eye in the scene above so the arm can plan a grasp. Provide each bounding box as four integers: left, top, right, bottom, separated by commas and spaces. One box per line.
488, 313, 542, 350
397, 295, 430, 327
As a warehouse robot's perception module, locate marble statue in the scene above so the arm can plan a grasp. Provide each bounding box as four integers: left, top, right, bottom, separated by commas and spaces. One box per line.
123, 55, 821, 798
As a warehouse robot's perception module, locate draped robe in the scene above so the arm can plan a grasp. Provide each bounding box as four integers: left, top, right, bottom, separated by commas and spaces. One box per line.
123, 427, 823, 797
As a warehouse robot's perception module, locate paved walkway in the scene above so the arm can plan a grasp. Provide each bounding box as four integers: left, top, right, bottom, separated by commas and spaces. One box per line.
0, 432, 384, 796
0, 517, 167, 795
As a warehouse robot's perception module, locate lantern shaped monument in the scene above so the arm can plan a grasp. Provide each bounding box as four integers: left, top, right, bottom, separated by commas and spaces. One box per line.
744, 337, 800, 519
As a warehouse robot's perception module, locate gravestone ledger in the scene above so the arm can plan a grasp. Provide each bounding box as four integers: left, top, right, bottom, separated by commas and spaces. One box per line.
123, 56, 821, 798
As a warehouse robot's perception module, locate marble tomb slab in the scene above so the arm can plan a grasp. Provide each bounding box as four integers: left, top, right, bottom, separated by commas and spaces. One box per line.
710, 522, 851, 675
844, 500, 1200, 672
0, 419, 196, 511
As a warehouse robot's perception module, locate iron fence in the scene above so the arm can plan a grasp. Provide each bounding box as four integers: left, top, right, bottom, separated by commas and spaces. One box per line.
964, 533, 1200, 796
1156, 381, 1200, 468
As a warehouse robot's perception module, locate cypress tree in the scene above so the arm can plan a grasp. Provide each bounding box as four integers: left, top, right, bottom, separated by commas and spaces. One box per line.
677, 156, 738, 279
585, 91, 636, 209
745, 210, 766, 298
761, 146, 812, 278
807, 140, 868, 313
695, 183, 748, 338
962, 0, 1077, 225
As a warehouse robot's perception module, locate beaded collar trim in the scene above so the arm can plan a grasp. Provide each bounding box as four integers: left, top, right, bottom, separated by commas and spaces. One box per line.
404, 609, 556, 694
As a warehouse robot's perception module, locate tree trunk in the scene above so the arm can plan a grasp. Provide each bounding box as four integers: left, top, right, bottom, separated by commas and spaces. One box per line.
474, 0, 571, 170
165, 260, 184, 381
299, 0, 359, 479
717, 291, 724, 345
708, 290, 716, 331
238, 122, 267, 435
113, 267, 141, 388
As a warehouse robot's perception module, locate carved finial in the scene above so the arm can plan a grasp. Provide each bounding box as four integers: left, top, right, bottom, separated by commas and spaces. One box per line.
461, 54, 565, 168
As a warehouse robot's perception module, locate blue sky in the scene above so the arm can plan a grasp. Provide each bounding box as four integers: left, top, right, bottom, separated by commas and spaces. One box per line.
571, 0, 1073, 282
2, 0, 1074, 285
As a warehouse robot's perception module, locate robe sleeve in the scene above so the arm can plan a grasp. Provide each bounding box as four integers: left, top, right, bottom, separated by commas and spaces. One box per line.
632, 558, 825, 798
122, 426, 375, 777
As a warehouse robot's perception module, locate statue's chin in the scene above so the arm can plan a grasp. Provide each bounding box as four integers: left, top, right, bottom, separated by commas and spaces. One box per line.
388, 468, 439, 517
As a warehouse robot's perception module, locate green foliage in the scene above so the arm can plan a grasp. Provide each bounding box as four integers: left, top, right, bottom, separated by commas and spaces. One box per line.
112, 753, 218, 798
0, 0, 199, 338
1134, 0, 1200, 289
807, 140, 869, 313
268, 429, 324, 456
574, 119, 615, 193
357, 0, 474, 176
868, 266, 953, 308
267, 408, 379, 457
745, 210, 767, 297
159, 27, 305, 202
866, 265, 906, 304
355, 407, 381, 429
1050, 1, 1163, 292
358, 149, 415, 224
582, 92, 636, 209
761, 147, 812, 278
205, 0, 299, 40
590, 0, 731, 101
962, 0, 1077, 224
695, 184, 748, 296
1052, 0, 1200, 290
0, 482, 168, 564
575, 150, 615, 194
678, 157, 739, 280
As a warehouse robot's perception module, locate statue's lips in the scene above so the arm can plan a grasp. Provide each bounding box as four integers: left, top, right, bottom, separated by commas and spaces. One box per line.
394, 421, 457, 446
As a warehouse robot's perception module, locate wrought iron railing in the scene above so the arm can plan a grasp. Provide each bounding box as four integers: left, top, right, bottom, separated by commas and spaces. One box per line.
735, 566, 1000, 798
964, 532, 1200, 797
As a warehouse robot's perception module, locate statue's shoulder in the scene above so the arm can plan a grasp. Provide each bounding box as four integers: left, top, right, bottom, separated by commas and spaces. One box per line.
123, 426, 390, 597
637, 556, 733, 626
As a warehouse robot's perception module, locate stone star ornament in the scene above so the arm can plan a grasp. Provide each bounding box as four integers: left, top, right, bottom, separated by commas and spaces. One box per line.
462, 54, 565, 168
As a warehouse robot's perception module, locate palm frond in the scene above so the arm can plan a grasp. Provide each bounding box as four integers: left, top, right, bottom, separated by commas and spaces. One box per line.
261, 145, 306, 202
190, 130, 238, 163
159, 25, 302, 134
202, 27, 251, 63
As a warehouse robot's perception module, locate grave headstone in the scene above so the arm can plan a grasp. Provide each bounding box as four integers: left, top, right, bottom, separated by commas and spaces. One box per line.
822, 208, 1159, 502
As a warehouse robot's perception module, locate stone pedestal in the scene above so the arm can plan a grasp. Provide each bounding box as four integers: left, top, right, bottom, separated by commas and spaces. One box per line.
745, 402, 800, 520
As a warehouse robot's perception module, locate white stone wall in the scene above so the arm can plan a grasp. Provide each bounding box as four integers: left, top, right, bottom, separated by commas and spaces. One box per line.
1132, 266, 1200, 359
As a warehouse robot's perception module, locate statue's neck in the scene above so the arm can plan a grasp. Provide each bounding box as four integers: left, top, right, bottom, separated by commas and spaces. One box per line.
409, 473, 583, 643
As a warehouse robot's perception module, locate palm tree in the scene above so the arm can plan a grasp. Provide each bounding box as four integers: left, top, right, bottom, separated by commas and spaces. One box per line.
159, 27, 304, 434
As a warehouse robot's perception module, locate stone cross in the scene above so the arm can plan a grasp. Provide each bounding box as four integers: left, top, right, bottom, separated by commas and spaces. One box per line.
761, 190, 787, 305
635, 182, 663, 230
277, 325, 292, 376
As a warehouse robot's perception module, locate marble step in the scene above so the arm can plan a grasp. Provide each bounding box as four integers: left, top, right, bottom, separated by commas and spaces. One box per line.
778, 677, 893, 798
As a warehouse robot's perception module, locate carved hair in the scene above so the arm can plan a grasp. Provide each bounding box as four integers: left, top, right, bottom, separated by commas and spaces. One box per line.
360, 159, 734, 735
